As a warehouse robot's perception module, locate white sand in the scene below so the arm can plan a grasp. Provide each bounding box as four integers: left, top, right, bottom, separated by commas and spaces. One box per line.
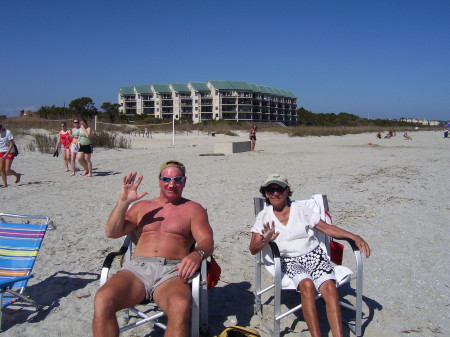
1, 130, 449, 336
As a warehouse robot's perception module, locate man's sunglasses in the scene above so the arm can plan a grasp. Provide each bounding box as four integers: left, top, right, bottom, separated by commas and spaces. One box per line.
159, 176, 185, 183
73, 121, 79, 123
265, 185, 287, 194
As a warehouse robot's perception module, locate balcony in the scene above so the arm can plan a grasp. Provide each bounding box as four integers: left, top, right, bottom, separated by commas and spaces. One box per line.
201, 99, 213, 105
222, 113, 236, 120
200, 113, 213, 120
237, 113, 252, 120
222, 98, 236, 105
222, 106, 237, 112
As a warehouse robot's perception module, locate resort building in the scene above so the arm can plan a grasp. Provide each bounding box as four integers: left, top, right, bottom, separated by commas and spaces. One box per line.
398, 118, 440, 126
118, 81, 298, 125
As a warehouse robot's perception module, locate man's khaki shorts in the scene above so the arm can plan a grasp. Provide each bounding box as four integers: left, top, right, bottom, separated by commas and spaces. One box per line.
121, 256, 181, 301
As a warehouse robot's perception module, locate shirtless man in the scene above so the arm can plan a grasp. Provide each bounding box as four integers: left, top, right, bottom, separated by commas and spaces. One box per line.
93, 160, 214, 337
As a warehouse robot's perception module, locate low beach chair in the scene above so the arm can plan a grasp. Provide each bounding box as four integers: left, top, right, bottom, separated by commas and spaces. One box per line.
253, 195, 364, 337
0, 213, 55, 331
100, 235, 209, 336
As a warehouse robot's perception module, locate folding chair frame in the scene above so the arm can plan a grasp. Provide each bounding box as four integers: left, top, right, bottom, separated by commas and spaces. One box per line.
253, 196, 364, 337
100, 235, 209, 336
0, 213, 55, 331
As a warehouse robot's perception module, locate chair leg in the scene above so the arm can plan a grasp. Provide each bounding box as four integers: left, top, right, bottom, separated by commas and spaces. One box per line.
200, 282, 208, 334
254, 254, 262, 314
355, 265, 363, 337
273, 260, 282, 337
191, 273, 200, 337
0, 291, 3, 332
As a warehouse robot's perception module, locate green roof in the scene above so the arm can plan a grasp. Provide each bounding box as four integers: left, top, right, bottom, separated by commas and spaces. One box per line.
120, 81, 297, 98
152, 84, 171, 93
257, 85, 272, 94
189, 82, 209, 91
170, 83, 190, 92
119, 86, 135, 95
209, 80, 253, 90
135, 85, 152, 94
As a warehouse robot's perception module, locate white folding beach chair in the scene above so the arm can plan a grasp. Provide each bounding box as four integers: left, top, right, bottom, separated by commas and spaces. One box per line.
253, 195, 364, 337
99, 235, 209, 336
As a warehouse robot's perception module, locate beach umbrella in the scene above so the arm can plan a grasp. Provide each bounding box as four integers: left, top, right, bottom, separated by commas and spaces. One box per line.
445, 123, 450, 127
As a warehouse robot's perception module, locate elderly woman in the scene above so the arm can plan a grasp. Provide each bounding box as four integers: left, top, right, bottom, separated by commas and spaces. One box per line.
0, 124, 21, 188
249, 173, 370, 337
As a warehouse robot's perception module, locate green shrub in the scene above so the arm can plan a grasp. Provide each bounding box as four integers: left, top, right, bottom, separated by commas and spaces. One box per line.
33, 133, 57, 154
91, 130, 131, 149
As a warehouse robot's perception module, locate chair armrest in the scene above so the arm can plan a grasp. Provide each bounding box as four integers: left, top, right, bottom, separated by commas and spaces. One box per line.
100, 236, 132, 286
334, 237, 359, 253
268, 241, 281, 259
102, 245, 129, 270
0, 275, 33, 289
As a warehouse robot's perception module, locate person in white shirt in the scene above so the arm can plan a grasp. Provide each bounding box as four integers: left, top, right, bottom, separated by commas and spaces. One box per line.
0, 124, 21, 188
249, 173, 370, 337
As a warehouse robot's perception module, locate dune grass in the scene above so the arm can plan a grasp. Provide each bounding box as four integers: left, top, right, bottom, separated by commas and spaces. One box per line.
4, 116, 434, 154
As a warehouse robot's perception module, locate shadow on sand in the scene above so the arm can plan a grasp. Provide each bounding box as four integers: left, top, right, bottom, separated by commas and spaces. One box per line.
1, 270, 99, 331
257, 282, 383, 336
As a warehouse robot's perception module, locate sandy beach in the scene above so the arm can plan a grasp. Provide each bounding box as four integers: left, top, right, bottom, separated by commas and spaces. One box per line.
1, 129, 449, 337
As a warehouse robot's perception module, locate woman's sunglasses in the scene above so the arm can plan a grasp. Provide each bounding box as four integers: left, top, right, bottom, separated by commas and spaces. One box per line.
265, 185, 287, 194
159, 176, 185, 183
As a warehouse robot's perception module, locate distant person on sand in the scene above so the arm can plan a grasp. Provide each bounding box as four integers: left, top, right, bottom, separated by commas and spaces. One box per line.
70, 119, 81, 176
403, 132, 412, 140
55, 122, 72, 172
249, 173, 370, 337
376, 132, 381, 139
0, 124, 21, 188
444, 130, 449, 138
78, 119, 93, 177
249, 124, 257, 151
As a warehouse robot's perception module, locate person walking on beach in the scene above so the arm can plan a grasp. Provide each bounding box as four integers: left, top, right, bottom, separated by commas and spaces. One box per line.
70, 119, 81, 176
0, 124, 21, 188
249, 124, 257, 151
77, 119, 93, 177
55, 122, 72, 172
93, 160, 214, 337
249, 173, 370, 337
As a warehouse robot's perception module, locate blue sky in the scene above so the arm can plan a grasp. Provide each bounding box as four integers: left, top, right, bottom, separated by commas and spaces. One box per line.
1, 0, 449, 121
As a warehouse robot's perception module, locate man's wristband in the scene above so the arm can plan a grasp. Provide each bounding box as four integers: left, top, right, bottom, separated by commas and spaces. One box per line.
195, 249, 205, 260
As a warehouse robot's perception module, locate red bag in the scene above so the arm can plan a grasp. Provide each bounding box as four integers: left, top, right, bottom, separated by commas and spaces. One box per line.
207, 256, 221, 288
330, 239, 344, 265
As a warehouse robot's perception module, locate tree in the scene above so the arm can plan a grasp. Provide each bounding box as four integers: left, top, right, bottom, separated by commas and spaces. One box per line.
297, 107, 316, 125
100, 102, 120, 123
69, 97, 97, 118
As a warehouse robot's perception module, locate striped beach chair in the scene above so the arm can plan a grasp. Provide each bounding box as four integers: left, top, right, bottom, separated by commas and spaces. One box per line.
0, 213, 55, 331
